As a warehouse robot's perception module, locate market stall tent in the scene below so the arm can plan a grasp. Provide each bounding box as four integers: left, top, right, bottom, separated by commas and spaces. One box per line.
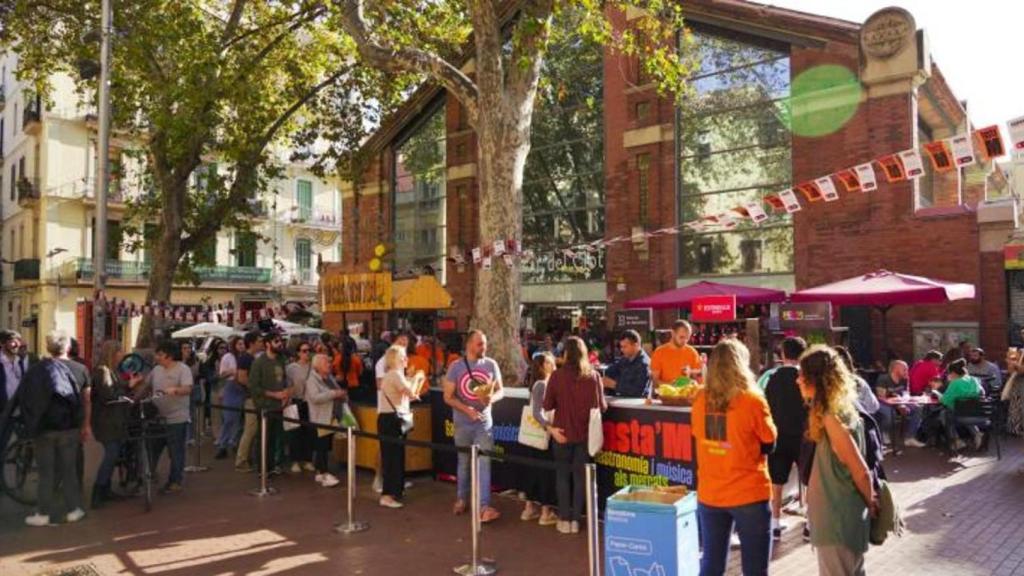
624, 280, 787, 310
170, 322, 243, 340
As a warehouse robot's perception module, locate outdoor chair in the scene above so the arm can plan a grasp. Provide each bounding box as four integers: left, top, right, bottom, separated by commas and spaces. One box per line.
954, 398, 1001, 460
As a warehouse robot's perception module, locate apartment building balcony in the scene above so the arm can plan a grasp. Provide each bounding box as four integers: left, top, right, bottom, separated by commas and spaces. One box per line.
61, 258, 272, 285
23, 95, 42, 134
284, 206, 339, 230
13, 259, 40, 281
16, 177, 40, 206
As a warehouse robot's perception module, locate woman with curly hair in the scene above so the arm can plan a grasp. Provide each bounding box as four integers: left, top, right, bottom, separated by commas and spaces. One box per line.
692, 339, 777, 576
799, 345, 878, 576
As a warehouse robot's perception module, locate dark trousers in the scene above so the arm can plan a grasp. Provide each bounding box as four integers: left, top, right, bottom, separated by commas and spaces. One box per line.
553, 441, 588, 522
517, 444, 556, 506
256, 415, 284, 472
36, 429, 83, 518
698, 500, 772, 576
313, 433, 333, 473
150, 422, 188, 486
286, 401, 313, 463
95, 439, 123, 489
377, 413, 406, 499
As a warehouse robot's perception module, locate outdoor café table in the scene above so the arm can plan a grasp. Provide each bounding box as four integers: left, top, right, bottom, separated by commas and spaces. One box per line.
881, 394, 940, 454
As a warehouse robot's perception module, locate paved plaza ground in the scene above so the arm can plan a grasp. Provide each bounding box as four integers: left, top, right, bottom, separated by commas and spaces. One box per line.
1, 436, 1023, 576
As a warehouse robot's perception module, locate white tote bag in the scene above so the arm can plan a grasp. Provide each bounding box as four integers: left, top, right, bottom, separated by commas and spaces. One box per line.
518, 383, 552, 450
282, 402, 300, 431
587, 380, 604, 457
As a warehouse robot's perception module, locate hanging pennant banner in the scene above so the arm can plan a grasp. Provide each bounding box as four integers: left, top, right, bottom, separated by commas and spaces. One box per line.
764, 194, 786, 213
717, 212, 738, 230
735, 202, 769, 224
795, 181, 823, 203
853, 163, 877, 192
502, 253, 514, 267
877, 154, 906, 182
835, 168, 861, 192
482, 256, 492, 270
506, 239, 520, 255
814, 176, 840, 202
974, 125, 1006, 161
948, 134, 975, 167
897, 149, 925, 179
471, 247, 482, 264
1008, 115, 1024, 151
923, 140, 955, 173
778, 189, 802, 213
492, 240, 506, 257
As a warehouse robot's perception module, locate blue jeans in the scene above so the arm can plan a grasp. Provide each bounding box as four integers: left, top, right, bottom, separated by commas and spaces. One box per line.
96, 440, 123, 488
877, 404, 924, 439
698, 500, 772, 576
454, 418, 493, 507
216, 408, 241, 449
150, 422, 188, 486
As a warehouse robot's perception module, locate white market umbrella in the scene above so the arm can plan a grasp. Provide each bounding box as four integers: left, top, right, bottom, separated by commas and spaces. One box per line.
269, 319, 324, 336
171, 322, 243, 340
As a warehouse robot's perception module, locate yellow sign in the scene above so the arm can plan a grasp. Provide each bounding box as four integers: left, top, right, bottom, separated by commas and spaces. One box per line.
321, 272, 393, 312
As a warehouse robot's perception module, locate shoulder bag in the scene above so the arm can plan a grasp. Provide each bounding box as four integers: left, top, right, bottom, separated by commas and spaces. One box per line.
518, 382, 551, 450
587, 374, 604, 456
383, 375, 415, 435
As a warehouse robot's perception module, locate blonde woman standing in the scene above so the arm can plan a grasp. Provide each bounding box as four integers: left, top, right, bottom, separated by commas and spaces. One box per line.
691, 339, 777, 576
798, 346, 878, 576
379, 345, 423, 509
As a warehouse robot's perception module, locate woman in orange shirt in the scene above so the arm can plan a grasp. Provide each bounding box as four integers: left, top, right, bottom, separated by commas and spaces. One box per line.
692, 339, 777, 576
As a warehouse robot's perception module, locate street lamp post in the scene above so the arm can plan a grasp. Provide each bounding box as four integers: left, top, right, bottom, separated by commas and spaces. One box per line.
92, 0, 112, 366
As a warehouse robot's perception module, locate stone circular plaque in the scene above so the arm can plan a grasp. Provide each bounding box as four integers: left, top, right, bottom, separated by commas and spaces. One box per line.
861, 7, 915, 60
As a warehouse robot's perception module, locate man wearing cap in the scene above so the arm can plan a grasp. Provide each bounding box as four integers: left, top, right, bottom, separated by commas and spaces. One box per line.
967, 347, 1002, 394
248, 331, 291, 475
0, 329, 29, 414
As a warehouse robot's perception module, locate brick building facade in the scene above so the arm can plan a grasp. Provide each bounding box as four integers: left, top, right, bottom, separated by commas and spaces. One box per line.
324, 1, 1016, 365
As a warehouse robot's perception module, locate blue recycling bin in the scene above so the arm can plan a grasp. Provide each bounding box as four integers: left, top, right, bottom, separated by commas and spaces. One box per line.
605, 486, 698, 576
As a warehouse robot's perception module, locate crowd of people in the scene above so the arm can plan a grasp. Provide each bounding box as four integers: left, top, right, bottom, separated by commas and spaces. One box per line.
1, 320, 1020, 576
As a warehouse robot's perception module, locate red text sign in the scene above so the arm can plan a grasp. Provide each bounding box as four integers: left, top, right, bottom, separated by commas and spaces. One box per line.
691, 295, 737, 322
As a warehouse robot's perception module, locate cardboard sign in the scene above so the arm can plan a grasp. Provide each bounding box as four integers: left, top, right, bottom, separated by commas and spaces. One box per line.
815, 176, 840, 202
614, 308, 653, 333
796, 181, 823, 202
691, 295, 737, 322
974, 125, 1006, 161
924, 140, 955, 173
778, 189, 802, 213
877, 154, 906, 182
949, 134, 976, 167
1008, 115, 1024, 151
854, 163, 878, 192
897, 149, 925, 179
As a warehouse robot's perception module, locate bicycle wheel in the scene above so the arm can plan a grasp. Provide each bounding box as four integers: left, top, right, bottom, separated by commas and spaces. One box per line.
2, 429, 39, 506
138, 439, 153, 512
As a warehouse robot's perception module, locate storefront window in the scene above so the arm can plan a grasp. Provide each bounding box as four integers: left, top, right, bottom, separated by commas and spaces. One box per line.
522, 28, 604, 284
393, 105, 446, 280
678, 28, 793, 277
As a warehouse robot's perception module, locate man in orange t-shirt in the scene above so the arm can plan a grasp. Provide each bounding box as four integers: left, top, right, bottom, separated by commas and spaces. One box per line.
651, 319, 703, 385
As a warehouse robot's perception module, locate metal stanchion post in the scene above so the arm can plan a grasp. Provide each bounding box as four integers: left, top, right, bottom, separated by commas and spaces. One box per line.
585, 463, 600, 576
335, 426, 369, 533
454, 445, 495, 576
248, 409, 277, 497
185, 404, 209, 473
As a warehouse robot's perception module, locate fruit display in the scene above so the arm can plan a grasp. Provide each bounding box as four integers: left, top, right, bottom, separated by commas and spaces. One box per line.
656, 379, 701, 406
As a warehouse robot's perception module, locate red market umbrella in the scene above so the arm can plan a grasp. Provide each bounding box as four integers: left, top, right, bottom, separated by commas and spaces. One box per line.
790, 269, 976, 347
624, 280, 787, 310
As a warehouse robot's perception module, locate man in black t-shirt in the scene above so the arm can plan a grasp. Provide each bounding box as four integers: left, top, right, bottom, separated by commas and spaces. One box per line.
764, 336, 808, 540
234, 331, 263, 471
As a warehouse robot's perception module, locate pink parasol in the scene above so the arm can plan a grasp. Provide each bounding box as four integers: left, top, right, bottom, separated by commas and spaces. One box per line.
790, 270, 975, 307
625, 280, 787, 310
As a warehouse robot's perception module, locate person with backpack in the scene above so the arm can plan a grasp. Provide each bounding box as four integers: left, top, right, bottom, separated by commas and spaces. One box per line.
19, 330, 88, 526
763, 336, 807, 541
798, 346, 879, 575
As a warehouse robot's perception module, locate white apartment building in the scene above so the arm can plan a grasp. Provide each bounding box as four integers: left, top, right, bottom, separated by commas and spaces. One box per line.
0, 53, 342, 353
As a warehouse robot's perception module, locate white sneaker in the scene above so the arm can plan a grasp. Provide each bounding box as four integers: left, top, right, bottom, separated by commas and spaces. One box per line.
730, 532, 742, 548
379, 496, 404, 509
25, 513, 51, 527
302, 462, 316, 472
290, 462, 302, 474
404, 479, 413, 490
320, 473, 340, 488
314, 473, 324, 484
66, 508, 86, 523
905, 438, 927, 448
570, 521, 580, 534
556, 520, 572, 534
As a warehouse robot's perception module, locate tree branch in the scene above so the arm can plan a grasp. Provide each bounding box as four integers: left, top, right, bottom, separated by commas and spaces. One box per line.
219, 0, 249, 46
221, 2, 323, 51
466, 0, 503, 111
180, 68, 349, 253
337, 0, 480, 127
507, 0, 555, 108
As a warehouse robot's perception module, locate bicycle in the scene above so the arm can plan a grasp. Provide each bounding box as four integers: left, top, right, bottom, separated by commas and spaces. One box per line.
107, 393, 167, 512
0, 404, 38, 506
